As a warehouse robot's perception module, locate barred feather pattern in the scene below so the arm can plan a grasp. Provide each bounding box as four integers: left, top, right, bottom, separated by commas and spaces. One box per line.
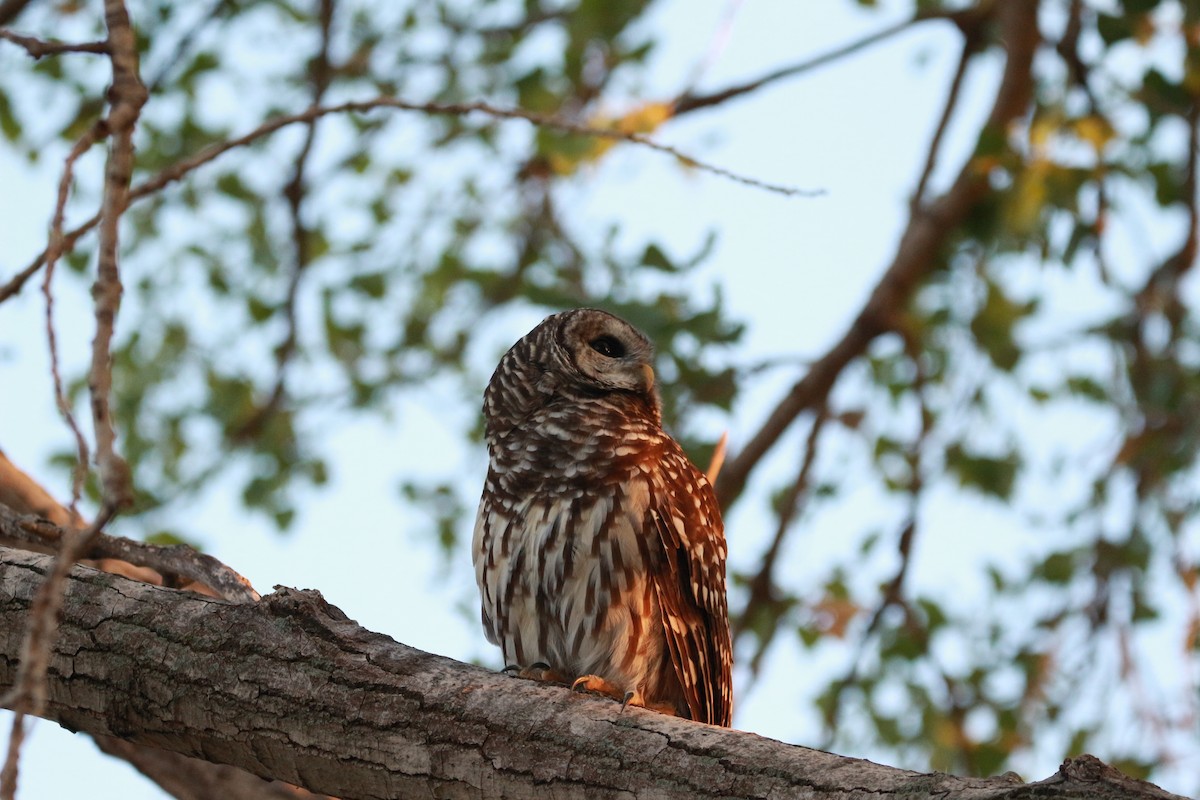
472, 309, 733, 726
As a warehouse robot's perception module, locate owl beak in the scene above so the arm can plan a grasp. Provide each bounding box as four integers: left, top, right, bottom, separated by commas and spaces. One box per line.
639, 363, 656, 393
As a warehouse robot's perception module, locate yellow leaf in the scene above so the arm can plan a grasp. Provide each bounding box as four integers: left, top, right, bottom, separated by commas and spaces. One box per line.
543, 101, 675, 177
1008, 158, 1051, 234
1073, 115, 1114, 153
1028, 115, 1058, 152
613, 101, 674, 135
933, 717, 965, 749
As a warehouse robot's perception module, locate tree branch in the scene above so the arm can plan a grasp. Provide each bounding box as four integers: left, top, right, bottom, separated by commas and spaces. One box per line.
675, 15, 920, 115
715, 0, 1039, 509
88, 0, 146, 511
673, 7, 984, 117
0, 93, 820, 305
236, 0, 336, 441
0, 448, 286, 800
0, 546, 1184, 800
0, 29, 109, 58
0, 0, 32, 27
0, 504, 258, 602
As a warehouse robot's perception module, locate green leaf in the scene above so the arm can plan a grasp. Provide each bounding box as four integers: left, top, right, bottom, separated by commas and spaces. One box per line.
216, 172, 255, 201
641, 243, 675, 271
944, 443, 1019, 499
349, 272, 387, 299
971, 281, 1034, 371
247, 296, 274, 323
1141, 69, 1192, 119
1096, 13, 1133, 44
1065, 376, 1110, 403
0, 91, 22, 140
1035, 551, 1076, 584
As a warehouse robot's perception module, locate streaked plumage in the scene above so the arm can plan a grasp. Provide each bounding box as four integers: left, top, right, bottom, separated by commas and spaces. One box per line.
472, 308, 733, 726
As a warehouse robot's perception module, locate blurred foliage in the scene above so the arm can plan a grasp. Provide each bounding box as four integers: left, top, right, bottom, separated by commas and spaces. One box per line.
1, 0, 1199, 794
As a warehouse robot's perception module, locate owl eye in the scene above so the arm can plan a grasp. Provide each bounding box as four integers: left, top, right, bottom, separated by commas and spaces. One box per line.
588, 335, 626, 358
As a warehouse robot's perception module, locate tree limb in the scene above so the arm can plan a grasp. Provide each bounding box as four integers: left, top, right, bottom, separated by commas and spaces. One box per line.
715, 0, 1039, 509
0, 546, 1184, 800
0, 29, 109, 58
0, 0, 32, 27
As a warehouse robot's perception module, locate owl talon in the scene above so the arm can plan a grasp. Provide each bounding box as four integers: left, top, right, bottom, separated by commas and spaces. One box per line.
571, 674, 626, 702
508, 663, 567, 684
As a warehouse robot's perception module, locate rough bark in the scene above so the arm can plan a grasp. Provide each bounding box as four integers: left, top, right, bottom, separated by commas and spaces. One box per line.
0, 547, 1185, 800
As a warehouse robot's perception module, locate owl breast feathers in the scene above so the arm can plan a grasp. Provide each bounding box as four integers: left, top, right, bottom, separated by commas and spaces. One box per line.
471, 308, 733, 726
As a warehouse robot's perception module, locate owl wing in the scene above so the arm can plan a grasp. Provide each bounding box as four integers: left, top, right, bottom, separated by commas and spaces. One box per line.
647, 445, 733, 727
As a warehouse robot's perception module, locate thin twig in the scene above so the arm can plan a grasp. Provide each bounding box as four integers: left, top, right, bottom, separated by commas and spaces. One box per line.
0, 93, 818, 304
911, 32, 976, 209
1054, 0, 1113, 282
145, 0, 230, 94
0, 716, 24, 800
237, 0, 335, 440
0, 28, 108, 58
2, 4, 146, 794
41, 122, 107, 514
819, 515, 919, 745
673, 8, 977, 116
822, 305, 934, 744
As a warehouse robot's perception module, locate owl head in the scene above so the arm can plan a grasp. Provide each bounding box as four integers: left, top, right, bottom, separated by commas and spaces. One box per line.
483, 308, 661, 438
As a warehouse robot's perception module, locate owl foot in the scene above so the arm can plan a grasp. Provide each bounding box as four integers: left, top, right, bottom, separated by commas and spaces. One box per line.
571, 676, 683, 716
571, 674, 643, 709
504, 662, 568, 684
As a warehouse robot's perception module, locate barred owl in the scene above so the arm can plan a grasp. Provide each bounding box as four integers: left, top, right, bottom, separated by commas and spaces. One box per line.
472, 308, 733, 726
